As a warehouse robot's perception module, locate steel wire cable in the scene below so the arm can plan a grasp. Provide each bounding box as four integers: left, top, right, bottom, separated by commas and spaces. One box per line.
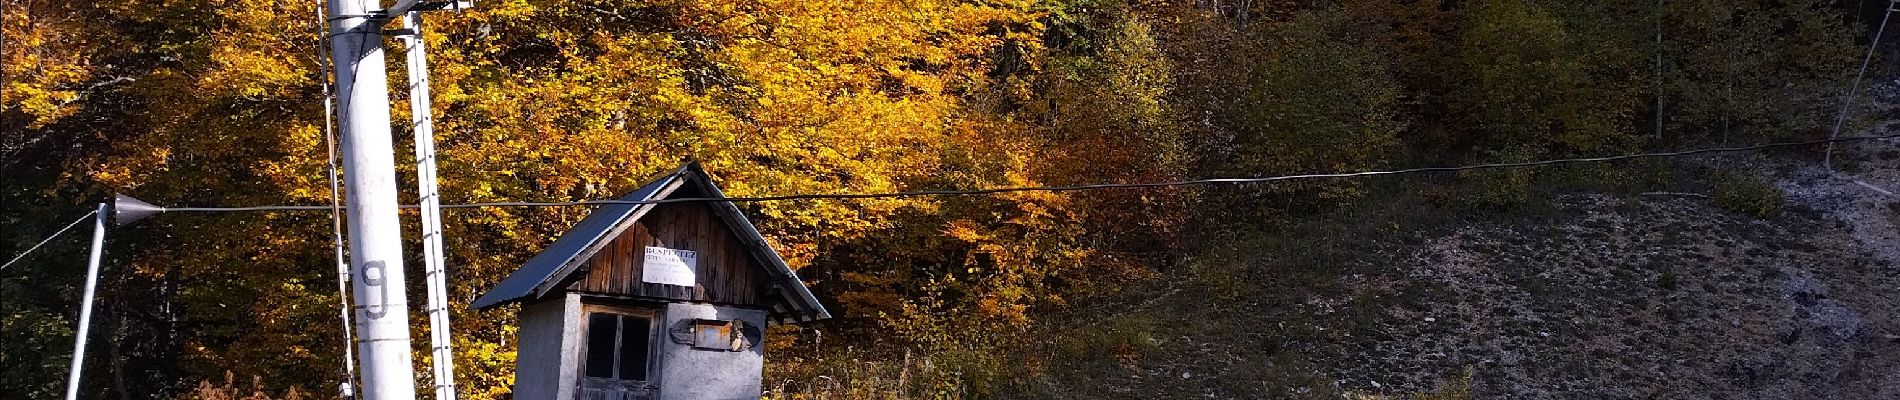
0, 211, 98, 271
130, 133, 1900, 213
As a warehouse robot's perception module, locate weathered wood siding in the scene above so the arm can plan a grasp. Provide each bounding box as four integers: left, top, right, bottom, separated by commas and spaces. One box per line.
568, 200, 766, 306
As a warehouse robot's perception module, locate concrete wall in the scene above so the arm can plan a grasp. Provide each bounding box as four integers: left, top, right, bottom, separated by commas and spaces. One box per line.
656, 303, 766, 400
513, 298, 766, 400
512, 293, 583, 400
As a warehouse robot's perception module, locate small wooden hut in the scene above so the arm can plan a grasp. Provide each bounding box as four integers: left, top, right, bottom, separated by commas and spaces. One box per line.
472, 162, 830, 400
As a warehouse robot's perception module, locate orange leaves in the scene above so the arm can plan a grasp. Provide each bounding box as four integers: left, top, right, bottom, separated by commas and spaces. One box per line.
2, 0, 96, 128
415, 0, 1076, 392
941, 219, 991, 243
13, 0, 1122, 396
199, 0, 315, 98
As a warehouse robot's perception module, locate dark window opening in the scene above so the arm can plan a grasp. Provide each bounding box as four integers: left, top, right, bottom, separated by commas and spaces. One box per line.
584, 312, 651, 382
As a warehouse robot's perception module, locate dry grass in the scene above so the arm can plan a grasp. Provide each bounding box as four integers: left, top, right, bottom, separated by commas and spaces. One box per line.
174, 372, 309, 400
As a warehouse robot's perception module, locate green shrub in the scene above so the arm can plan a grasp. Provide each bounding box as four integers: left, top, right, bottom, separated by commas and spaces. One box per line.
1409, 367, 1474, 400
1711, 173, 1783, 218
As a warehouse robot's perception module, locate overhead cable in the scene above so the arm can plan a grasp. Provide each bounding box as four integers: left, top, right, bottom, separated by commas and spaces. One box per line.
11, 134, 1897, 266
0, 210, 99, 271
127, 133, 1900, 213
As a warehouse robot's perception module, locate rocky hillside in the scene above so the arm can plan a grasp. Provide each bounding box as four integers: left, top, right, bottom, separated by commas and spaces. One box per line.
1035, 139, 1900, 399
1352, 188, 1898, 399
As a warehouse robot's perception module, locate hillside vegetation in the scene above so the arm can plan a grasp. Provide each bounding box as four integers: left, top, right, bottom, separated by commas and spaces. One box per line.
3, 0, 1894, 399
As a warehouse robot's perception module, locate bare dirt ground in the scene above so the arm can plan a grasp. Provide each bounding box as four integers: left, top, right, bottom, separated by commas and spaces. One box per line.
1027, 102, 1900, 399
1353, 189, 1899, 399
1331, 120, 1900, 399
1061, 134, 1900, 400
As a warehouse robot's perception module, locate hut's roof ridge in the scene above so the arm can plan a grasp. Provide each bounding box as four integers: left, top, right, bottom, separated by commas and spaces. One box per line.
469, 162, 830, 324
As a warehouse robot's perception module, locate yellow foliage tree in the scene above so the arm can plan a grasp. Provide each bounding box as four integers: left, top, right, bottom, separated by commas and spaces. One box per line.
6, 0, 1089, 397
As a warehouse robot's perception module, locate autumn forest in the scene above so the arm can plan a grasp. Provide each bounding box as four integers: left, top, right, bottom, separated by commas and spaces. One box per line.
3, 0, 1894, 398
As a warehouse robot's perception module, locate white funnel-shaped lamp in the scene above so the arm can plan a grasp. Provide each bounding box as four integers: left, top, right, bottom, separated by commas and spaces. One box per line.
112, 194, 162, 226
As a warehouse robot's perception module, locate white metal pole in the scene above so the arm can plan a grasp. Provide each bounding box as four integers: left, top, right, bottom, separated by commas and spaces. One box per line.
327, 0, 420, 398
403, 12, 458, 400
61, 204, 107, 400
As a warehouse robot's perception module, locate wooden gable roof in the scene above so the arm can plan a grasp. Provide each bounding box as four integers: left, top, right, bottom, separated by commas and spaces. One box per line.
471, 162, 830, 324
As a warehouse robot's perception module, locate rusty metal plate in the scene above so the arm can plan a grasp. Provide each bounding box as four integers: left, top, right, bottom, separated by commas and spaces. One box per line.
692, 320, 734, 351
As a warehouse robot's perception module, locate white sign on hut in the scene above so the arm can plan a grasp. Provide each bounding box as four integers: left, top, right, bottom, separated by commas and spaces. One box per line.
641, 247, 698, 287
471, 162, 831, 400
